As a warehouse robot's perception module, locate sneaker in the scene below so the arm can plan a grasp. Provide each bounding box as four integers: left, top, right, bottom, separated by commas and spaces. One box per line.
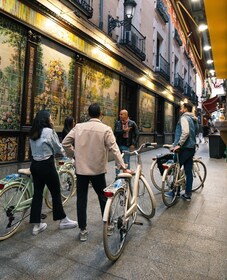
59, 216, 78, 229
79, 229, 88, 242
182, 194, 191, 202
164, 191, 174, 198
107, 225, 114, 236
32, 222, 47, 235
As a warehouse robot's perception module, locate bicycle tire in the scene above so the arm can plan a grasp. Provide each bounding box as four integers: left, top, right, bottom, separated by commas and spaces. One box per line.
137, 176, 156, 219
103, 187, 128, 261
162, 164, 179, 207
150, 159, 163, 191
192, 160, 207, 192
61, 162, 77, 196
45, 169, 75, 209
0, 182, 28, 241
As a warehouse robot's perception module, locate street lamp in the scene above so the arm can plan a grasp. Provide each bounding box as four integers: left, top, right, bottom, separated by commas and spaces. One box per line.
108, 0, 137, 35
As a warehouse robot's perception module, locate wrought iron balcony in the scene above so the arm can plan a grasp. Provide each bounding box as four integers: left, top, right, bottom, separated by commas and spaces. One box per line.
174, 28, 182, 47
174, 73, 184, 91
184, 82, 192, 98
156, 0, 169, 23
155, 54, 170, 81
120, 23, 146, 61
67, 0, 93, 18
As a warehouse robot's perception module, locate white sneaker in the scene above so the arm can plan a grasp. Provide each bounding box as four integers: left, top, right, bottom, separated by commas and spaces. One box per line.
79, 229, 88, 242
32, 223, 47, 235
59, 216, 78, 229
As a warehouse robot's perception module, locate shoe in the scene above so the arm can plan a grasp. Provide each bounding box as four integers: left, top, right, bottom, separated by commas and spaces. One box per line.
79, 229, 88, 242
32, 222, 47, 235
59, 216, 78, 229
107, 225, 114, 236
164, 191, 174, 198
182, 194, 191, 202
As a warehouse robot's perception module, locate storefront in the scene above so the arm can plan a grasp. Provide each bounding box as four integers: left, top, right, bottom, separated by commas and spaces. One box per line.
0, 1, 181, 164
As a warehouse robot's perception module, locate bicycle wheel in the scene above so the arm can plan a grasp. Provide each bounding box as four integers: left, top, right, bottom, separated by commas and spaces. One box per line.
137, 176, 156, 219
103, 188, 128, 261
150, 159, 163, 191
192, 160, 207, 192
162, 164, 179, 207
0, 183, 28, 241
61, 162, 77, 196
45, 169, 75, 209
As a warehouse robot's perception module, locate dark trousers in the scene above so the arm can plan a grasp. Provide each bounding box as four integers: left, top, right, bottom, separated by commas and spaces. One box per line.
76, 173, 107, 230
179, 148, 195, 196
30, 156, 66, 223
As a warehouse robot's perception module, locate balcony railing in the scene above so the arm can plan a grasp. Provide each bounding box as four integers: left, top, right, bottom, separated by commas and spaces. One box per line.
155, 54, 170, 81
156, 0, 169, 23
184, 82, 192, 98
120, 23, 146, 61
174, 73, 184, 92
174, 28, 182, 46
67, 0, 93, 18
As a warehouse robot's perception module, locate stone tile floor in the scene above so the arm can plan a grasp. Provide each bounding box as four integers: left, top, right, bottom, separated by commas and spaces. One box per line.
0, 143, 227, 279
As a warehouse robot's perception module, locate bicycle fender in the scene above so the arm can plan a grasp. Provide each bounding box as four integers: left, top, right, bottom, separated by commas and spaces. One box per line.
103, 197, 113, 222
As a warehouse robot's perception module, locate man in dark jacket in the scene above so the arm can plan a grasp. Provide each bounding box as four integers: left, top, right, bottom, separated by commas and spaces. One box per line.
114, 109, 139, 174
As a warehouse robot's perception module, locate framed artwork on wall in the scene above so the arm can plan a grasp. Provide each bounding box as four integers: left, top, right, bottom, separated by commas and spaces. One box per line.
164, 102, 173, 133
34, 38, 76, 132
0, 16, 26, 131
80, 61, 120, 129
139, 90, 155, 133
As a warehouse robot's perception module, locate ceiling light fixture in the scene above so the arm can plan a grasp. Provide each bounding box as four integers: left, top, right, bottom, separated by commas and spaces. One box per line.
198, 24, 208, 32
203, 45, 211, 51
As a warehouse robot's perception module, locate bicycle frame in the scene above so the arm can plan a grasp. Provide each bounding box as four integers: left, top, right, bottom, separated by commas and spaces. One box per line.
103, 143, 156, 222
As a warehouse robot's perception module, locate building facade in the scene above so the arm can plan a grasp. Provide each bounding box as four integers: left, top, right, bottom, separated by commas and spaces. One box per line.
0, 0, 199, 165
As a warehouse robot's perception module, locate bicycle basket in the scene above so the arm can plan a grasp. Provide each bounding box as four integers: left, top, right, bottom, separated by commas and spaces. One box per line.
156, 153, 174, 175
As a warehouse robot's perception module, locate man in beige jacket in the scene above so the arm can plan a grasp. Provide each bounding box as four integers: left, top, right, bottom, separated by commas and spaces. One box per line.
62, 103, 128, 242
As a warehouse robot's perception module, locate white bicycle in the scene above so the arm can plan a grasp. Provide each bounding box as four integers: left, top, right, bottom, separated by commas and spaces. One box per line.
103, 142, 157, 261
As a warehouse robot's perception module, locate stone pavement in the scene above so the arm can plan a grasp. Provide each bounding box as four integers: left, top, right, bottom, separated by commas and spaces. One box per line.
0, 143, 227, 280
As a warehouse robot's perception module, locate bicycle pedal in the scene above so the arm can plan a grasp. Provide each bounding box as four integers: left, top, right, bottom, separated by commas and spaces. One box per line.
41, 214, 47, 219
134, 221, 143, 226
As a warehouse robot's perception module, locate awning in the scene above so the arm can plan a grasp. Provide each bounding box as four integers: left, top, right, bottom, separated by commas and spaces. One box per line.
202, 95, 219, 115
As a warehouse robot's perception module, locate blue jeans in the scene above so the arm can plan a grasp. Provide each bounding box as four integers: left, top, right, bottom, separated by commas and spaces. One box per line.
178, 148, 195, 196
116, 145, 130, 175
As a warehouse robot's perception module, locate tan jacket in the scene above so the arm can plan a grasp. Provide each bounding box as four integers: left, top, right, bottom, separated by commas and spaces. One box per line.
62, 118, 126, 175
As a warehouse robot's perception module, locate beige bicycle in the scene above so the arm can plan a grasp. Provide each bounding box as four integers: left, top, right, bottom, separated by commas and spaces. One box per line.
102, 142, 157, 261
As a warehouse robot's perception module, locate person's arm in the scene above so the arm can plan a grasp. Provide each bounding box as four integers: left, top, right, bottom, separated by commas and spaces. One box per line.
51, 130, 64, 155
176, 116, 189, 148
62, 127, 76, 158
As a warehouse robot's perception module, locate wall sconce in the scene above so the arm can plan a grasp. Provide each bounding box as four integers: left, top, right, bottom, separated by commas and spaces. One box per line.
108, 0, 137, 35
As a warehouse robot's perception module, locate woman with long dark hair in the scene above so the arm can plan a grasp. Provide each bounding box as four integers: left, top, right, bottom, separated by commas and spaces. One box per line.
62, 116, 74, 140
29, 110, 77, 235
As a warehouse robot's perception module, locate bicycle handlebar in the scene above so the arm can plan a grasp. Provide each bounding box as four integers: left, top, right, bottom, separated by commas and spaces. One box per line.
123, 142, 157, 155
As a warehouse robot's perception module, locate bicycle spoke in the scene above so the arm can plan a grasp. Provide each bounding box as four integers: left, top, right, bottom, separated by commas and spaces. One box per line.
162, 165, 178, 207
0, 184, 28, 240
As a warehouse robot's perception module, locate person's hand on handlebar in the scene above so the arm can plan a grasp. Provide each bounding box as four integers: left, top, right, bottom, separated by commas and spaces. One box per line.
171, 145, 181, 152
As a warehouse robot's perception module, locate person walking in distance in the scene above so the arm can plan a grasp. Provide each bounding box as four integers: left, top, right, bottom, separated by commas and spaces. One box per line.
172, 103, 199, 201
62, 103, 130, 242
29, 110, 77, 235
114, 109, 139, 174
